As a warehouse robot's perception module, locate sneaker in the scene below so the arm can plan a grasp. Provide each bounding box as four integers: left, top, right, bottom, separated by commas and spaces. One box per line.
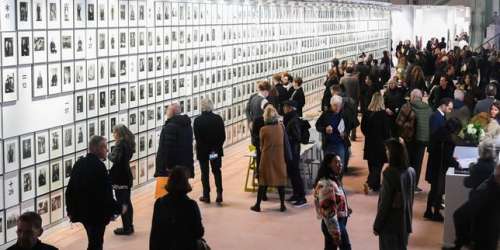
286, 196, 298, 202
415, 187, 423, 193
292, 199, 308, 208
199, 196, 211, 204
114, 227, 134, 236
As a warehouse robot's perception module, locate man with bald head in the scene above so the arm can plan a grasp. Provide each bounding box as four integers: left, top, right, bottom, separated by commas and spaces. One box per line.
155, 103, 194, 198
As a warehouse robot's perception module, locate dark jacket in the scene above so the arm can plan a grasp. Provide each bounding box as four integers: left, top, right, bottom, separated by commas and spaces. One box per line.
429, 111, 446, 136
426, 126, 459, 183
149, 194, 204, 250
374, 166, 416, 235
251, 116, 265, 148
108, 141, 134, 188
429, 86, 454, 110
411, 100, 433, 143
360, 83, 382, 114
155, 115, 194, 178
275, 83, 290, 114
340, 73, 360, 106
245, 93, 266, 123
384, 87, 406, 114
464, 159, 496, 190
322, 77, 339, 111
193, 111, 226, 161
316, 110, 347, 150
65, 153, 119, 225
288, 87, 305, 117
283, 110, 301, 156
7, 241, 58, 250
361, 111, 391, 163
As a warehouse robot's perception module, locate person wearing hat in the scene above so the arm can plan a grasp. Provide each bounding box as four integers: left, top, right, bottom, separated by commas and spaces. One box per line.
283, 100, 307, 206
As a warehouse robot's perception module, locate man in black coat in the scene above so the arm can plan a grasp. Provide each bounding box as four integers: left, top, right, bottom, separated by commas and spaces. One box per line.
194, 99, 226, 204
155, 103, 194, 178
66, 136, 119, 250
283, 101, 306, 206
7, 212, 58, 250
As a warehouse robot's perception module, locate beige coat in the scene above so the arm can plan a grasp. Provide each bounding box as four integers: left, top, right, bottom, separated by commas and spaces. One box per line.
259, 123, 288, 186
484, 119, 500, 140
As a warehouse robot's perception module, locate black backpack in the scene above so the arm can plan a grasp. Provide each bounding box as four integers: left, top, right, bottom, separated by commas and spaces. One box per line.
299, 119, 311, 144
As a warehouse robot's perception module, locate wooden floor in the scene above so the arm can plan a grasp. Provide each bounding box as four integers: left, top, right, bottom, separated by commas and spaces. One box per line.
38, 119, 445, 250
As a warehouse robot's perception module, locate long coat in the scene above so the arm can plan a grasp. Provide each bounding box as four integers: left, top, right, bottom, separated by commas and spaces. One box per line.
425, 126, 458, 184
108, 141, 134, 188
361, 111, 391, 163
259, 123, 288, 186
155, 115, 194, 178
193, 111, 226, 161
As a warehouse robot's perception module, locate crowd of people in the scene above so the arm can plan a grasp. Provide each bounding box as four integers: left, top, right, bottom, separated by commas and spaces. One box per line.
5, 35, 500, 250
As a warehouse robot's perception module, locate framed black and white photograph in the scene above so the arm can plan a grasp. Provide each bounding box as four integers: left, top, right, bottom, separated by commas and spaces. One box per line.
87, 59, 98, 88
97, 2, 107, 27
108, 29, 118, 56
4, 138, 19, 173
87, 0, 96, 27
2, 32, 17, 66
109, 0, 119, 27
18, 1, 31, 30
87, 118, 98, 139
62, 62, 74, 93
47, 31, 61, 62
119, 1, 128, 23
36, 194, 50, 226
99, 116, 108, 139
87, 89, 98, 118
108, 57, 118, 85
21, 167, 35, 201
74, 31, 86, 59
49, 127, 63, 159
75, 121, 87, 151
61, 30, 74, 61
6, 206, 20, 242
36, 162, 50, 196
32, 0, 47, 29
50, 190, 63, 223
98, 30, 108, 58
18, 32, 32, 64
74, 61, 86, 90
74, 91, 87, 121
20, 134, 35, 168
129, 83, 138, 108
147, 105, 156, 130
48, 63, 61, 95
109, 86, 118, 113
0, 0, 16, 31
147, 130, 156, 154
3, 68, 18, 102
47, 0, 60, 29
86, 30, 97, 59
63, 155, 74, 186
138, 108, 147, 132
119, 58, 128, 82
50, 159, 63, 190
129, 1, 137, 26
128, 108, 138, 134
74, 0, 86, 28
33, 31, 47, 63
98, 59, 109, 86
4, 171, 20, 208
63, 125, 74, 154
33, 64, 48, 98
61, 0, 73, 28
98, 89, 108, 115
35, 131, 49, 163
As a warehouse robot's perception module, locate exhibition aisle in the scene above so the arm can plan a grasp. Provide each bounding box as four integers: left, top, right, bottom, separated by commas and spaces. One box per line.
40, 127, 444, 250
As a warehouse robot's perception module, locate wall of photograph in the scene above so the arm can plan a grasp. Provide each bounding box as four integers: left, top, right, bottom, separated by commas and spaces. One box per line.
0, 0, 390, 244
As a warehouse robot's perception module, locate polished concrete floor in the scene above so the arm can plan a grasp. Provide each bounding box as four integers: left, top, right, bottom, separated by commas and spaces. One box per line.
41, 124, 444, 250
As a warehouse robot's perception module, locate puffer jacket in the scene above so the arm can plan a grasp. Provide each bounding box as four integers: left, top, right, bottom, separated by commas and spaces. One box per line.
410, 100, 433, 143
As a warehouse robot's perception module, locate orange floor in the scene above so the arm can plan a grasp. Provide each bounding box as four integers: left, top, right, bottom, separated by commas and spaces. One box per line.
40, 125, 444, 250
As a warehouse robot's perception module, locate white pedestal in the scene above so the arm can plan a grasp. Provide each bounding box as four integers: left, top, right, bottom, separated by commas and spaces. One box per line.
443, 168, 471, 247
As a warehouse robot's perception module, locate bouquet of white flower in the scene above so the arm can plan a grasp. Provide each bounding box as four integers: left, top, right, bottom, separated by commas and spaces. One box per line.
462, 123, 485, 145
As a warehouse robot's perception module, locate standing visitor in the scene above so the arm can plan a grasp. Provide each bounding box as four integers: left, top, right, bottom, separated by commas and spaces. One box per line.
339, 65, 359, 141
193, 98, 226, 204
109, 124, 136, 235
425, 118, 462, 222
429, 76, 454, 110
314, 153, 352, 250
473, 84, 497, 115
361, 92, 391, 193
149, 167, 205, 250
272, 73, 289, 115
384, 79, 406, 136
374, 138, 416, 250
245, 80, 271, 127
251, 105, 289, 212
155, 103, 194, 199
322, 68, 340, 111
66, 136, 120, 250
6, 212, 58, 250
282, 101, 307, 207
288, 77, 306, 117
380, 51, 392, 84
429, 98, 453, 135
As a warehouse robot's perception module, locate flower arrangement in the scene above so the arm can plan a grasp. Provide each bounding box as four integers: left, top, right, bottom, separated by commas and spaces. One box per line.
462, 123, 485, 145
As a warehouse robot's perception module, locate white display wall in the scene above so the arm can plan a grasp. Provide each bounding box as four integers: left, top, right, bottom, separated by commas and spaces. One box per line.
0, 0, 390, 244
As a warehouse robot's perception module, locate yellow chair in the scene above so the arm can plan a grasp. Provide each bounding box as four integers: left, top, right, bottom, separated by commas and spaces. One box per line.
244, 145, 258, 192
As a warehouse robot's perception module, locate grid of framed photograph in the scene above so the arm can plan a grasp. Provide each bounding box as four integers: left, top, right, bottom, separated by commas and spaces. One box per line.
0, 0, 390, 245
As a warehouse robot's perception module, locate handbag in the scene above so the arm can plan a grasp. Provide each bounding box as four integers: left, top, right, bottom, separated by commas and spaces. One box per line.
197, 238, 211, 250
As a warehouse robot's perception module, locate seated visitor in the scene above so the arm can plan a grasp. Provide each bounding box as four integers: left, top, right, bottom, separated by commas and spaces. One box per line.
7, 212, 58, 250
149, 166, 205, 250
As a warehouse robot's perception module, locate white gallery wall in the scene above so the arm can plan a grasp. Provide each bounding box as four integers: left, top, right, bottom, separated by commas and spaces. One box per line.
391, 5, 470, 49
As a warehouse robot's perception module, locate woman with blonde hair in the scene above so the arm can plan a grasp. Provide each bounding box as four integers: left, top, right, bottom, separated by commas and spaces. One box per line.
361, 92, 391, 193
109, 124, 136, 235
251, 105, 289, 212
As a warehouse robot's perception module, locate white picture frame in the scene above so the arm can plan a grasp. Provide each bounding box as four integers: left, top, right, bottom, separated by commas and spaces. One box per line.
61, 62, 75, 93
2, 32, 17, 66
18, 1, 32, 30
61, 0, 74, 28
50, 159, 63, 191
36, 194, 50, 226
50, 189, 63, 223
75, 121, 87, 151
4, 171, 20, 208
63, 125, 75, 154
4, 138, 19, 173
20, 134, 35, 168
21, 167, 35, 202
48, 63, 61, 95
49, 127, 63, 159
6, 205, 20, 242
47, 0, 60, 29
2, 68, 17, 103
33, 64, 48, 97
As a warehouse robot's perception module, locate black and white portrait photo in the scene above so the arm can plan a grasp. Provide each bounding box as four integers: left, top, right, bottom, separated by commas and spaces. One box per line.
22, 138, 31, 159
50, 68, 58, 87
51, 163, 60, 183
51, 132, 59, 151
38, 167, 47, 187
19, 2, 28, 21
62, 36, 72, 49
4, 38, 13, 57
64, 128, 72, 147
6, 143, 15, 164
37, 136, 46, 155
23, 172, 32, 192
34, 36, 45, 51
21, 37, 29, 56
89, 93, 96, 111
120, 60, 127, 76
99, 91, 106, 109
88, 4, 94, 21
76, 3, 82, 21
4, 73, 15, 94
36, 2, 42, 21
110, 89, 117, 106
64, 159, 72, 178
63, 66, 71, 86
49, 3, 56, 21
76, 96, 83, 113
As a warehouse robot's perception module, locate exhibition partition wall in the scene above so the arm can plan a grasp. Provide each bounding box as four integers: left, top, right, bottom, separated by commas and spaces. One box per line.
0, 0, 390, 244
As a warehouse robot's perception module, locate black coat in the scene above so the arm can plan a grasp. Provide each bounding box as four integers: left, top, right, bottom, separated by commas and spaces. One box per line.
193, 111, 226, 161
288, 87, 305, 117
7, 241, 58, 250
429, 86, 454, 110
361, 111, 391, 163
425, 126, 458, 183
283, 110, 301, 158
464, 159, 496, 190
360, 83, 382, 114
149, 194, 204, 250
251, 116, 265, 148
108, 141, 134, 188
321, 77, 338, 112
65, 153, 119, 225
155, 115, 194, 178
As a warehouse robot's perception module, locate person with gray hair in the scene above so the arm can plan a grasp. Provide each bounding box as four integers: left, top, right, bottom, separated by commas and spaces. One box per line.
473, 83, 497, 115
464, 139, 498, 190
7, 212, 58, 250
193, 98, 226, 204
155, 102, 194, 198
66, 136, 119, 250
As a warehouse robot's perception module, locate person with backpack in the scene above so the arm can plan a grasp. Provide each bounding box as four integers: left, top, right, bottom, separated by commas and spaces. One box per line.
283, 101, 307, 207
